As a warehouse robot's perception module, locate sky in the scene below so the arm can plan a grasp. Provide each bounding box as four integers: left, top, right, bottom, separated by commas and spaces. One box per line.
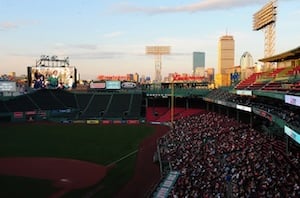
0, 0, 299, 80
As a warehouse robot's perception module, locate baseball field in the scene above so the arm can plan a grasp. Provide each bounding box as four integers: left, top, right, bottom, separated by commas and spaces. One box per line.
0, 122, 168, 198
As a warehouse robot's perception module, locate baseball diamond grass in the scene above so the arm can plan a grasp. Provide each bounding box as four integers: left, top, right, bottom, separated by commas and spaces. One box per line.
0, 123, 156, 197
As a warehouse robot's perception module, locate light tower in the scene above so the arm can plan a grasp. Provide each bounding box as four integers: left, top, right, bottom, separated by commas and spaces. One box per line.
253, 0, 277, 70
146, 46, 170, 83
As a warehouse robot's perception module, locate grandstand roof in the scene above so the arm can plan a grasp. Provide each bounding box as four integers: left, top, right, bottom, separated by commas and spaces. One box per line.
259, 46, 300, 63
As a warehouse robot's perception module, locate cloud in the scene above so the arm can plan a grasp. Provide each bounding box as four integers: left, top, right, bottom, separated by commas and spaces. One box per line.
103, 31, 123, 38
70, 51, 125, 59
50, 42, 146, 60
0, 20, 39, 31
290, 8, 300, 16
8, 51, 125, 60
53, 43, 98, 50
113, 0, 269, 14
70, 44, 98, 50
0, 21, 19, 31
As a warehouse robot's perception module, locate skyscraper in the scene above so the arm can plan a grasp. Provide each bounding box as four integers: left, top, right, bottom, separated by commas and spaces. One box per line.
240, 51, 254, 80
193, 52, 205, 76
215, 35, 235, 87
218, 35, 235, 74
240, 52, 253, 70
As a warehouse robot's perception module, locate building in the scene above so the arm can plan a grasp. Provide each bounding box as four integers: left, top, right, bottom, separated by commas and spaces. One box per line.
216, 35, 235, 87
205, 68, 215, 82
133, 73, 139, 82
240, 52, 254, 69
240, 51, 254, 80
193, 52, 205, 76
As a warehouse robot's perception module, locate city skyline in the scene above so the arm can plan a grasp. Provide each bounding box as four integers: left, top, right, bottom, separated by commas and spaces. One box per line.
0, 0, 299, 80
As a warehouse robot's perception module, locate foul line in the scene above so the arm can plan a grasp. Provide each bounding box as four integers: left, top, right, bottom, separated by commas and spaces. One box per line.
107, 149, 138, 167
84, 149, 139, 198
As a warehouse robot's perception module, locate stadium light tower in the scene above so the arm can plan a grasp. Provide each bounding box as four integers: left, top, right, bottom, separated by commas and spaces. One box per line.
253, 0, 277, 70
146, 46, 170, 83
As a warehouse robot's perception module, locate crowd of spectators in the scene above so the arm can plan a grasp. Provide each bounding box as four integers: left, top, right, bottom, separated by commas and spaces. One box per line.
158, 112, 300, 197
205, 89, 300, 130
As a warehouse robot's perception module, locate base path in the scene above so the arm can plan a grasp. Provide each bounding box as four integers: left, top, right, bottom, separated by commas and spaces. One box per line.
115, 124, 170, 197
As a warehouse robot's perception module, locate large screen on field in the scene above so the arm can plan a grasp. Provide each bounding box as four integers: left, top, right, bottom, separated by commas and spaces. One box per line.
28, 66, 76, 89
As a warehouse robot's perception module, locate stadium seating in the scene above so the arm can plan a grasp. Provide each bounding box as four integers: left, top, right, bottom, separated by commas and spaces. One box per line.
27, 89, 66, 110
81, 94, 111, 118
75, 93, 94, 114
103, 94, 132, 119
126, 94, 143, 119
5, 94, 37, 112
52, 89, 77, 109
146, 107, 169, 122
0, 100, 9, 113
290, 81, 300, 92
261, 81, 283, 91
236, 65, 300, 92
235, 72, 263, 90
287, 65, 300, 76
157, 112, 300, 197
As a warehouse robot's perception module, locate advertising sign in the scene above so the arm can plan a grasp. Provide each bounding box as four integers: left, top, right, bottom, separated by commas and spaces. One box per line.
14, 112, 24, 119
236, 104, 252, 112
285, 95, 300, 107
284, 125, 300, 144
106, 81, 121, 90
90, 82, 106, 89
121, 82, 137, 89
0, 81, 16, 92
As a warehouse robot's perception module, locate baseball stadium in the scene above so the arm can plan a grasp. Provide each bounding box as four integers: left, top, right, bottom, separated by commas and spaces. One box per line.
1, 1, 300, 198
1, 44, 300, 197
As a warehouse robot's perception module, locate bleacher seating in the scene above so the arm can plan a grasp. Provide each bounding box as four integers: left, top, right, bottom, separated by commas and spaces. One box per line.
146, 107, 169, 122
52, 89, 78, 109
146, 107, 204, 122
287, 65, 300, 76
290, 80, 300, 92
104, 94, 132, 119
248, 81, 268, 90
236, 66, 300, 92
157, 112, 300, 197
235, 72, 263, 90
126, 94, 143, 119
81, 94, 111, 118
261, 82, 283, 91
0, 91, 146, 120
75, 93, 93, 114
265, 67, 286, 78
0, 100, 9, 113
26, 89, 66, 110
157, 107, 186, 122
5, 94, 37, 112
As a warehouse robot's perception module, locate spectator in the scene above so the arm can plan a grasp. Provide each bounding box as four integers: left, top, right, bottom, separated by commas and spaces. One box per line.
157, 112, 300, 197
47, 70, 59, 89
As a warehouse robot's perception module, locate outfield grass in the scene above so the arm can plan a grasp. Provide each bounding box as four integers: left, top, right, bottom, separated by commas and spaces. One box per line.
0, 123, 156, 197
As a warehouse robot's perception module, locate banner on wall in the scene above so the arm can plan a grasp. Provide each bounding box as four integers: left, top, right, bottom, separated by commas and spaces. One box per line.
86, 120, 99, 124
284, 125, 300, 144
127, 120, 139, 124
14, 112, 24, 119
285, 95, 300, 107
